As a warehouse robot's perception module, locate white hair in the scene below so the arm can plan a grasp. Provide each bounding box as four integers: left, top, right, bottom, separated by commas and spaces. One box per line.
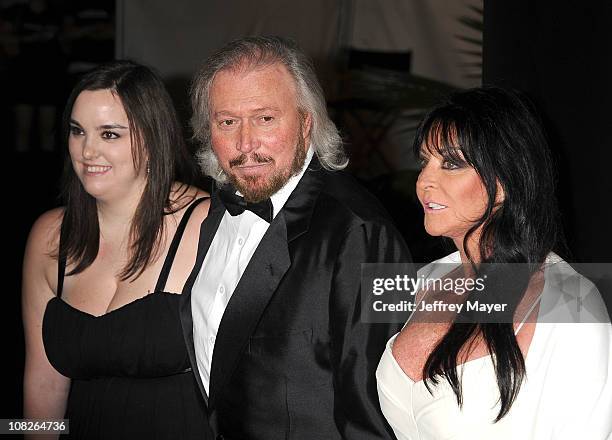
190, 36, 347, 182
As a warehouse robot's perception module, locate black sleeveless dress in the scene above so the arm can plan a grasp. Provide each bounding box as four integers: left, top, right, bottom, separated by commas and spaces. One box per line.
43, 199, 209, 439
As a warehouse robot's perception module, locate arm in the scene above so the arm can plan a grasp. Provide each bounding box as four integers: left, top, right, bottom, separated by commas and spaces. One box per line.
329, 220, 412, 439
22, 209, 70, 439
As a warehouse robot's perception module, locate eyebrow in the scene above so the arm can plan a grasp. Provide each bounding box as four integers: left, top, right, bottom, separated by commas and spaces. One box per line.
70, 119, 128, 130
251, 107, 281, 113
213, 107, 282, 118
420, 144, 462, 154
99, 124, 129, 130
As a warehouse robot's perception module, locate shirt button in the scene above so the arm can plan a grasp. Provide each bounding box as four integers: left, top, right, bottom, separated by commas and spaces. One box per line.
209, 336, 215, 344
218, 285, 225, 294
237, 237, 244, 246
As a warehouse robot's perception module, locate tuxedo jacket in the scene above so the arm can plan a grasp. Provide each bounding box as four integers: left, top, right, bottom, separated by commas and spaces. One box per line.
180, 158, 411, 440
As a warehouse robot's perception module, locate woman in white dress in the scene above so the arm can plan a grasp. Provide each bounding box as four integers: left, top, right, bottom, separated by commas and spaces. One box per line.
376, 87, 612, 439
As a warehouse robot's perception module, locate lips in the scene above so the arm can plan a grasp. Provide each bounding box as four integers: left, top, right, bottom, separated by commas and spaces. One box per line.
423, 201, 448, 211
233, 162, 272, 177
84, 164, 112, 175
235, 162, 270, 169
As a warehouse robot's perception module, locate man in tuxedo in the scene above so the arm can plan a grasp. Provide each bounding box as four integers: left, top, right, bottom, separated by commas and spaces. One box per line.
182, 36, 411, 439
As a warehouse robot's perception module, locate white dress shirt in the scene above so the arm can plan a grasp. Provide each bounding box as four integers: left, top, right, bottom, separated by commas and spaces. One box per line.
191, 148, 314, 395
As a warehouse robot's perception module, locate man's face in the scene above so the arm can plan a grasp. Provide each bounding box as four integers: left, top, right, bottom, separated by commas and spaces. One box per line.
208, 62, 312, 202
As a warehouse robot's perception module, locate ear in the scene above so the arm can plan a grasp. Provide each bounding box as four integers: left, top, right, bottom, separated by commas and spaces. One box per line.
301, 112, 313, 140
495, 180, 505, 205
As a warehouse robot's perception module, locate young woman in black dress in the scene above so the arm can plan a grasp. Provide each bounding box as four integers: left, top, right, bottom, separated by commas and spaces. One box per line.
22, 61, 211, 439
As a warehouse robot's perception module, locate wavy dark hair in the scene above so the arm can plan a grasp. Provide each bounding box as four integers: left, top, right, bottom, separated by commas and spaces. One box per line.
58, 60, 196, 280
413, 86, 563, 420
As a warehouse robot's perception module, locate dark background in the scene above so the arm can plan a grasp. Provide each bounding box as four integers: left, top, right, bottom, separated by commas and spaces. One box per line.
484, 0, 612, 264
3, 0, 611, 423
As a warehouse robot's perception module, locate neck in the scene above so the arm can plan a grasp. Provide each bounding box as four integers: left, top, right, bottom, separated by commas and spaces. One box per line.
96, 187, 144, 243
454, 235, 481, 266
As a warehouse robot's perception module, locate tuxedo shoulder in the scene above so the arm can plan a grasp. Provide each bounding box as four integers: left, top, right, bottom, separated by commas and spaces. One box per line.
316, 170, 393, 225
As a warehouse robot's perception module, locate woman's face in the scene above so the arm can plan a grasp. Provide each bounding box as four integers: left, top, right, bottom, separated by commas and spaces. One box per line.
416, 145, 490, 251
68, 89, 146, 204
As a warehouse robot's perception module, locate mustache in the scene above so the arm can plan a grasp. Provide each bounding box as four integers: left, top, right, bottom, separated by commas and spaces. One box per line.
229, 152, 274, 168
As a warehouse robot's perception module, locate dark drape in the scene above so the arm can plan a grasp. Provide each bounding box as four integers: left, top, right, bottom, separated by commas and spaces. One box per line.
483, 0, 612, 263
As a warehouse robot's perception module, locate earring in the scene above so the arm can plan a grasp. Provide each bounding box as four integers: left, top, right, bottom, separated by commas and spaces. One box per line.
146, 162, 150, 175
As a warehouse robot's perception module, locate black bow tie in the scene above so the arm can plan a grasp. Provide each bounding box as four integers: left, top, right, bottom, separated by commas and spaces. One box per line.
218, 188, 273, 223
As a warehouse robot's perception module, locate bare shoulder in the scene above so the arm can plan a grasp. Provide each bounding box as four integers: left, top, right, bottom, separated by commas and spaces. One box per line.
23, 207, 64, 299
25, 208, 64, 259
159, 184, 210, 292
169, 182, 210, 224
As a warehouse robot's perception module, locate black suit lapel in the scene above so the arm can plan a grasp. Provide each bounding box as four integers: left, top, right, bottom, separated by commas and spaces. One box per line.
282, 157, 325, 242
207, 157, 325, 407
180, 191, 226, 405
208, 215, 291, 407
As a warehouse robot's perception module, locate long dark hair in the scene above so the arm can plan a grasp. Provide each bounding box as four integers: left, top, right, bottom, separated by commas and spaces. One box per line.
59, 60, 196, 280
413, 86, 563, 420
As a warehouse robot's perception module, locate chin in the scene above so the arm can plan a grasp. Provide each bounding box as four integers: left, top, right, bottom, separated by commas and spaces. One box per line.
424, 229, 445, 238
423, 221, 445, 237
80, 180, 113, 199
83, 189, 107, 201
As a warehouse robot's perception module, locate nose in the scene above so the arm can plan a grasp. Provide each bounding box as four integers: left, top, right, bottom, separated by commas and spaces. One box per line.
236, 122, 259, 153
416, 161, 437, 191
82, 136, 100, 160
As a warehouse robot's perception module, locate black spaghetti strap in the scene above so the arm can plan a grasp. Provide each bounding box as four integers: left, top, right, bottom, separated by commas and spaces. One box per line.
153, 197, 208, 292
57, 220, 67, 298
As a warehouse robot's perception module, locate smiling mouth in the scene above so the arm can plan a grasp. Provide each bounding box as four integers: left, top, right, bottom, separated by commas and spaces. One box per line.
85, 165, 112, 174
426, 202, 447, 210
